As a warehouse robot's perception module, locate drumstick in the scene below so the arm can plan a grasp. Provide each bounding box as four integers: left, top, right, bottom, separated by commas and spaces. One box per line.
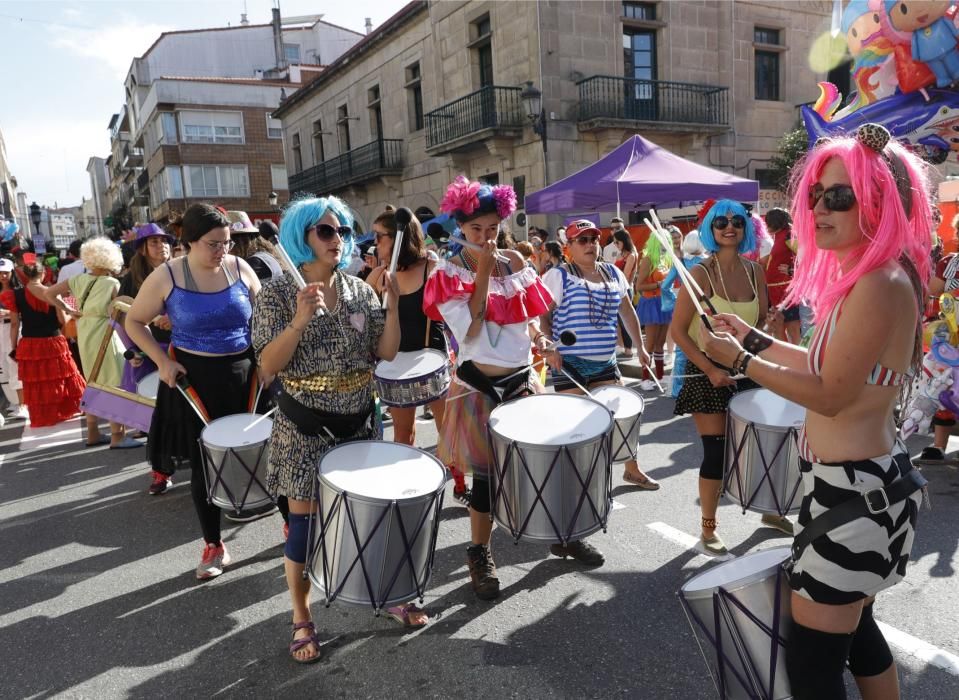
643, 218, 712, 331
252, 380, 265, 413
649, 210, 716, 314
175, 380, 209, 426
449, 235, 511, 263
243, 405, 277, 432
275, 242, 324, 317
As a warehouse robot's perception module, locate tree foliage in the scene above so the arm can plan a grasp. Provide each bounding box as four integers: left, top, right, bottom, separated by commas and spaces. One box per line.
767, 128, 809, 194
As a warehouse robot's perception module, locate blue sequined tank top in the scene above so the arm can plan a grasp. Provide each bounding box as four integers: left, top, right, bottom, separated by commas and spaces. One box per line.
165, 258, 252, 354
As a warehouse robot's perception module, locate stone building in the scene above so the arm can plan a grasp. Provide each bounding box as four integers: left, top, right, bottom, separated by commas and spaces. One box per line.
274, 0, 834, 231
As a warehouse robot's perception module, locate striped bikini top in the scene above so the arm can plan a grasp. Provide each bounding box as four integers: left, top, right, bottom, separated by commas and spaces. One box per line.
806, 298, 910, 387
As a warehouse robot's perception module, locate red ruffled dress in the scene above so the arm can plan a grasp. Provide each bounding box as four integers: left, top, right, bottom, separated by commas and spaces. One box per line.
1, 287, 85, 426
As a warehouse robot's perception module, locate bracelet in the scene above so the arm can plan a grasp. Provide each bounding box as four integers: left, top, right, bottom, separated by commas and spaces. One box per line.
739, 352, 754, 375
288, 323, 306, 334
532, 331, 547, 343
743, 328, 773, 354
732, 349, 746, 372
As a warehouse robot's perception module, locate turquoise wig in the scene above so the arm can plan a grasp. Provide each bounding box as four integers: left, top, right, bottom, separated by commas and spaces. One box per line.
279, 196, 355, 269
698, 199, 756, 254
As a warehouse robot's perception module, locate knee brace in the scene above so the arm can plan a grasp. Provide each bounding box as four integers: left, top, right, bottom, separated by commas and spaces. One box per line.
469, 477, 491, 514
284, 512, 314, 564
699, 435, 726, 480
847, 603, 894, 677
786, 620, 854, 700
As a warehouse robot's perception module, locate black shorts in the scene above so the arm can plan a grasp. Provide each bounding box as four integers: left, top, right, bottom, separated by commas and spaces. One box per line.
782, 305, 801, 322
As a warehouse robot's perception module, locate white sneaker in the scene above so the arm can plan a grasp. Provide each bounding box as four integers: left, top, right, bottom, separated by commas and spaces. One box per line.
8, 405, 27, 420
196, 542, 232, 580
640, 379, 658, 391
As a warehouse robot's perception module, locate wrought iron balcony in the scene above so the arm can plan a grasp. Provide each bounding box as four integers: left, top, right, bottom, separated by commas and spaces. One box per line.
122, 143, 144, 168
577, 76, 730, 131
289, 138, 403, 197
425, 86, 525, 152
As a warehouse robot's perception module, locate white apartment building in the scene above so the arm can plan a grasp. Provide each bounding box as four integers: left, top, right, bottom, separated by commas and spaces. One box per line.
49, 212, 77, 251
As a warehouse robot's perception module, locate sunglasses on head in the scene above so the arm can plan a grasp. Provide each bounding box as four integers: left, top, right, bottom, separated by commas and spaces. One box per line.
712, 215, 746, 230
308, 224, 353, 240
573, 235, 599, 244
808, 183, 857, 212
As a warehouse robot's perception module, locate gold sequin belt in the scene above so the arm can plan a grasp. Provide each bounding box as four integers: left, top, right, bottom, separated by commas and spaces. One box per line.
283, 369, 373, 393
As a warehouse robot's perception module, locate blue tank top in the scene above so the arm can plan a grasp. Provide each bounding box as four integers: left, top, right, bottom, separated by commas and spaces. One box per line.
165, 260, 252, 354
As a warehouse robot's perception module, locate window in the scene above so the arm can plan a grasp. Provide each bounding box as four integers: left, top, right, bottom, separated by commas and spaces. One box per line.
623, 27, 657, 113
183, 166, 250, 197
826, 59, 852, 106
292, 133, 303, 173
406, 63, 424, 131
312, 119, 326, 163
754, 27, 782, 101
166, 166, 183, 199
622, 1, 656, 19
368, 85, 383, 141
271, 164, 288, 190
158, 112, 177, 145
479, 173, 499, 186
472, 15, 494, 87
180, 110, 244, 144
755, 169, 779, 190
283, 43, 301, 63
337, 104, 352, 153
266, 115, 282, 139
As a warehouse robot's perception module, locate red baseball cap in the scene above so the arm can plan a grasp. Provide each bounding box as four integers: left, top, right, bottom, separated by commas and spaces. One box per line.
566, 219, 602, 239
22, 253, 37, 265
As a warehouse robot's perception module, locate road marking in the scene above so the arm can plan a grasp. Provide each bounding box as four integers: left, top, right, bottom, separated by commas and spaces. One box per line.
878, 621, 959, 677
646, 521, 737, 562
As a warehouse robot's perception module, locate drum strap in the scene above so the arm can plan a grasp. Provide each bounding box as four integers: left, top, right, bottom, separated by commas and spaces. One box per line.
790, 460, 926, 563
275, 387, 373, 440
457, 361, 531, 405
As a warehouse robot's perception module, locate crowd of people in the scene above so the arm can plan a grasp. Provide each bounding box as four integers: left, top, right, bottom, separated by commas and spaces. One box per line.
6, 122, 936, 697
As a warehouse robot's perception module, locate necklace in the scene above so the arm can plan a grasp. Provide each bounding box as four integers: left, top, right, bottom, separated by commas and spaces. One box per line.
459, 252, 505, 347
569, 261, 613, 328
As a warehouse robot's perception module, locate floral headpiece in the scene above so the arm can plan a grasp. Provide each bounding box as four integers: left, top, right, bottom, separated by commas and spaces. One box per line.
440, 175, 517, 221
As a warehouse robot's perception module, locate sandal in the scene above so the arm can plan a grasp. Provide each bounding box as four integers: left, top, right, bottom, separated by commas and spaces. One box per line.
85, 435, 110, 447
622, 471, 660, 490
289, 620, 322, 664
386, 602, 428, 627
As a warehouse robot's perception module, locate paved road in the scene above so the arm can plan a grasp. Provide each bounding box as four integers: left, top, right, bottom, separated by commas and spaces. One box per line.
1, 378, 957, 699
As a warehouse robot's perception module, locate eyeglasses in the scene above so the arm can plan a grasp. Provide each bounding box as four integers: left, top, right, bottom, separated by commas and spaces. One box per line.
712, 215, 746, 230
573, 235, 599, 245
308, 224, 353, 240
374, 231, 395, 242
203, 239, 235, 252
808, 183, 857, 212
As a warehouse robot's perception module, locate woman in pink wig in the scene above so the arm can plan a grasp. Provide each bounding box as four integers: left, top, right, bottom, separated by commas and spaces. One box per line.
704, 123, 930, 699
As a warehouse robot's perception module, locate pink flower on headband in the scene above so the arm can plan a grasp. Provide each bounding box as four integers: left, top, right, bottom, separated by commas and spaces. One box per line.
440, 176, 481, 216
491, 185, 517, 220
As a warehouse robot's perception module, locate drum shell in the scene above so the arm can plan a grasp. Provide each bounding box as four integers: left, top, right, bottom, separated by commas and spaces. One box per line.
309, 442, 445, 608
489, 399, 613, 543
680, 547, 793, 700
200, 415, 273, 512
724, 393, 802, 516
592, 386, 644, 463
374, 351, 451, 408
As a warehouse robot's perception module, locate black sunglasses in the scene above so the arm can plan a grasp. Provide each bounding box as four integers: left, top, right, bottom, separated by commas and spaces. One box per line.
808, 183, 857, 212
712, 215, 746, 230
308, 224, 353, 240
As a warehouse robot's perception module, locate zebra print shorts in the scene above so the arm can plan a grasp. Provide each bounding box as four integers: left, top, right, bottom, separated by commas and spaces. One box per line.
789, 441, 922, 605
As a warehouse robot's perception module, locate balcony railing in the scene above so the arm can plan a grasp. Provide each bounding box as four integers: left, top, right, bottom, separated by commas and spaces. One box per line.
289, 138, 403, 196
425, 86, 524, 151
577, 76, 729, 128
122, 143, 144, 168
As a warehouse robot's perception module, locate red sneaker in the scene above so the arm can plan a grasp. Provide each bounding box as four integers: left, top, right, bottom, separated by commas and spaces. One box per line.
196, 542, 231, 580
148, 471, 172, 495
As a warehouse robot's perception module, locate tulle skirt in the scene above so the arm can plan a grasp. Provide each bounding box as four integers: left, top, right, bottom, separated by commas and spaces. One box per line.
17, 336, 85, 427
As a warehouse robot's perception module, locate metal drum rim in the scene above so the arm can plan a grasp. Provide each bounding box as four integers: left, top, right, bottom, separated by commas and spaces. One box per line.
679, 546, 792, 601
591, 385, 646, 418
727, 388, 805, 431
200, 413, 273, 450
317, 440, 448, 505
489, 394, 614, 450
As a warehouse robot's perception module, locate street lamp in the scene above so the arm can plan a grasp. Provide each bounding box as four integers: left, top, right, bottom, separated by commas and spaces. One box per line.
521, 80, 549, 187
29, 202, 41, 235
268, 191, 278, 208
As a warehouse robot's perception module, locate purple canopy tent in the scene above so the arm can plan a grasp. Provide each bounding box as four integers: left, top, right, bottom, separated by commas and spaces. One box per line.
525, 135, 759, 214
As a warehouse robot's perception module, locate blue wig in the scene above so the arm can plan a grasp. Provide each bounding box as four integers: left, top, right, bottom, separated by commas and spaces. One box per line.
279, 196, 355, 269
698, 199, 755, 254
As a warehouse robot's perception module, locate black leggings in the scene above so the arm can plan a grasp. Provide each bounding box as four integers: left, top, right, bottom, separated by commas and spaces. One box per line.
191, 460, 221, 545
618, 317, 632, 350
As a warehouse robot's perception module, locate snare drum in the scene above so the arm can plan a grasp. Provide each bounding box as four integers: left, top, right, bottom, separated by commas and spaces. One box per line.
374, 349, 451, 408
199, 413, 274, 513
307, 441, 446, 610
724, 389, 804, 516
489, 394, 613, 544
591, 385, 644, 463
679, 547, 793, 700
136, 371, 160, 401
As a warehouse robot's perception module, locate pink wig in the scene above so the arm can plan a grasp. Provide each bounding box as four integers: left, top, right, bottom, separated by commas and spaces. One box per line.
785, 134, 932, 321
744, 212, 771, 262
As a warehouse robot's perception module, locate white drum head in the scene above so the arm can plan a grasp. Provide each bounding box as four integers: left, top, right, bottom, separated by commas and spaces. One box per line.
201, 413, 273, 448
592, 385, 644, 419
490, 394, 611, 445
136, 371, 160, 400
729, 389, 805, 429
321, 442, 445, 499
682, 547, 791, 594
375, 349, 446, 381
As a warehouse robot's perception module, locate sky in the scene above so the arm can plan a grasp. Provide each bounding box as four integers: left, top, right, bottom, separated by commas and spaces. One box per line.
0, 0, 409, 210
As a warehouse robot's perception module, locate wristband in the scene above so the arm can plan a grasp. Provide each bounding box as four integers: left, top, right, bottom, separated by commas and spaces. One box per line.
743, 328, 773, 354
532, 331, 547, 343
732, 349, 746, 372
739, 352, 754, 375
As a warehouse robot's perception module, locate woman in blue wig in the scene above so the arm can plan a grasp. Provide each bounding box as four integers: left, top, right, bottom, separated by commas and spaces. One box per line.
253, 195, 401, 663
669, 199, 790, 555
